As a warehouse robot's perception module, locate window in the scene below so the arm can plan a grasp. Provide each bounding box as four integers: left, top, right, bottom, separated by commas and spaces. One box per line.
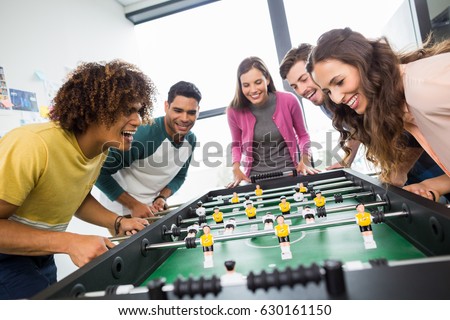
134, 0, 406, 203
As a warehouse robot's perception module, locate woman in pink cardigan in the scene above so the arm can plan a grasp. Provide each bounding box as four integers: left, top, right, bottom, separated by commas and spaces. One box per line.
227, 57, 319, 188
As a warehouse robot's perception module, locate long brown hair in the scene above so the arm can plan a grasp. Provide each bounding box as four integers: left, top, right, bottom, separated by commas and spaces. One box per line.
306, 28, 450, 182
229, 56, 276, 110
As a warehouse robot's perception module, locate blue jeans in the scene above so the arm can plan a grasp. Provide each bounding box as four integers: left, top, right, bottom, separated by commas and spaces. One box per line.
0, 254, 57, 299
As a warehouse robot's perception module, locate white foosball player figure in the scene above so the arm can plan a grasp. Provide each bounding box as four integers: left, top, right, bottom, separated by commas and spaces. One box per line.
242, 194, 253, 209
186, 222, 200, 238
195, 201, 206, 217
301, 205, 316, 224
223, 218, 237, 235
220, 260, 245, 286
262, 212, 275, 230
293, 187, 304, 202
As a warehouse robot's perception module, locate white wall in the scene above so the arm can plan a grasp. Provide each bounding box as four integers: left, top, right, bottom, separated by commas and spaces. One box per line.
0, 0, 139, 133
0, 0, 141, 280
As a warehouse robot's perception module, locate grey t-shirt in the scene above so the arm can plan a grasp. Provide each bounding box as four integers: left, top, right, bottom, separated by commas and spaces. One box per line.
249, 93, 295, 176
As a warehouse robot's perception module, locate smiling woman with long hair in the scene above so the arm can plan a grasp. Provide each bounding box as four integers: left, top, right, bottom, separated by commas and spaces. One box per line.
306, 27, 450, 200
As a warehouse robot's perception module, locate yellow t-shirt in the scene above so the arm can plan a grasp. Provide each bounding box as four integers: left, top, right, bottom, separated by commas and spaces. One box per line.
355, 212, 372, 227
231, 196, 239, 203
200, 233, 214, 247
0, 122, 106, 231
314, 196, 326, 207
275, 224, 289, 237
245, 207, 257, 218
279, 202, 291, 213
212, 211, 223, 222
255, 189, 263, 196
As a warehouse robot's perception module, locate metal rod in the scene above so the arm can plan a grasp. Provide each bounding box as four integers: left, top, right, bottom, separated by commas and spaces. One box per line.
167, 200, 387, 235
147, 211, 405, 250
182, 189, 373, 224
207, 176, 349, 204
109, 216, 162, 242
204, 181, 354, 208
203, 185, 365, 214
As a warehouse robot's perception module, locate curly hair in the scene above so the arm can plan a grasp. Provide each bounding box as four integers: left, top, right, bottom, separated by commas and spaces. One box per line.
50, 59, 157, 134
306, 28, 450, 183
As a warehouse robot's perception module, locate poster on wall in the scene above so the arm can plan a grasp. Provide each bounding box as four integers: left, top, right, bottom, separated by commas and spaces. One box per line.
0, 66, 13, 110
9, 88, 39, 112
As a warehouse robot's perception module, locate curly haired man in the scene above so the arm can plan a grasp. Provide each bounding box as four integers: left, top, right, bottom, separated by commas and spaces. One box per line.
0, 60, 157, 299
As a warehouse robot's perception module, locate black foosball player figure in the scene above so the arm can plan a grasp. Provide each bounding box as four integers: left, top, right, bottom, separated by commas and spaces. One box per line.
293, 187, 304, 202
195, 201, 206, 217
274, 215, 292, 260
334, 193, 343, 203
261, 212, 275, 230
230, 192, 240, 204
212, 206, 224, 224
279, 195, 291, 214
313, 190, 327, 218
200, 224, 214, 268
220, 260, 245, 286
223, 217, 237, 235
185, 222, 200, 238
302, 205, 316, 224
355, 203, 377, 250
245, 201, 257, 219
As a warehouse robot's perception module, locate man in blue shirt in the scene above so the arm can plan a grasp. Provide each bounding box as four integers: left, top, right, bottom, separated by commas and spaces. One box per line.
96, 81, 201, 220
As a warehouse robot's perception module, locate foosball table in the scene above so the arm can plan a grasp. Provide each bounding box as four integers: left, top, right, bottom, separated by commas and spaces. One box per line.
34, 169, 450, 299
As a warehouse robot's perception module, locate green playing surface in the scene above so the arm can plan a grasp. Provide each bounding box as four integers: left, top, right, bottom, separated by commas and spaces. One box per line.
142, 183, 426, 285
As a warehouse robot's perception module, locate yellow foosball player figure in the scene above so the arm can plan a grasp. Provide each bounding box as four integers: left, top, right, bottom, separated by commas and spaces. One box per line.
230, 192, 240, 204
274, 215, 292, 260
313, 190, 326, 217
255, 184, 263, 197
279, 195, 291, 214
245, 201, 257, 219
355, 203, 377, 249
200, 224, 214, 268
298, 182, 308, 193
212, 206, 224, 224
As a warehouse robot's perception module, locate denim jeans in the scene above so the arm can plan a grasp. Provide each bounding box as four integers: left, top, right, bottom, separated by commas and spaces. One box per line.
0, 254, 57, 299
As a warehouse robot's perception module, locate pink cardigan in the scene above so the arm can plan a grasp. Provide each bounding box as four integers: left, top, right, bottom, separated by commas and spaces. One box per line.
227, 91, 311, 176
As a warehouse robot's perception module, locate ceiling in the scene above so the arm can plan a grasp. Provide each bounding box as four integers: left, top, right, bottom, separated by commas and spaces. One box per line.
115, 0, 221, 24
